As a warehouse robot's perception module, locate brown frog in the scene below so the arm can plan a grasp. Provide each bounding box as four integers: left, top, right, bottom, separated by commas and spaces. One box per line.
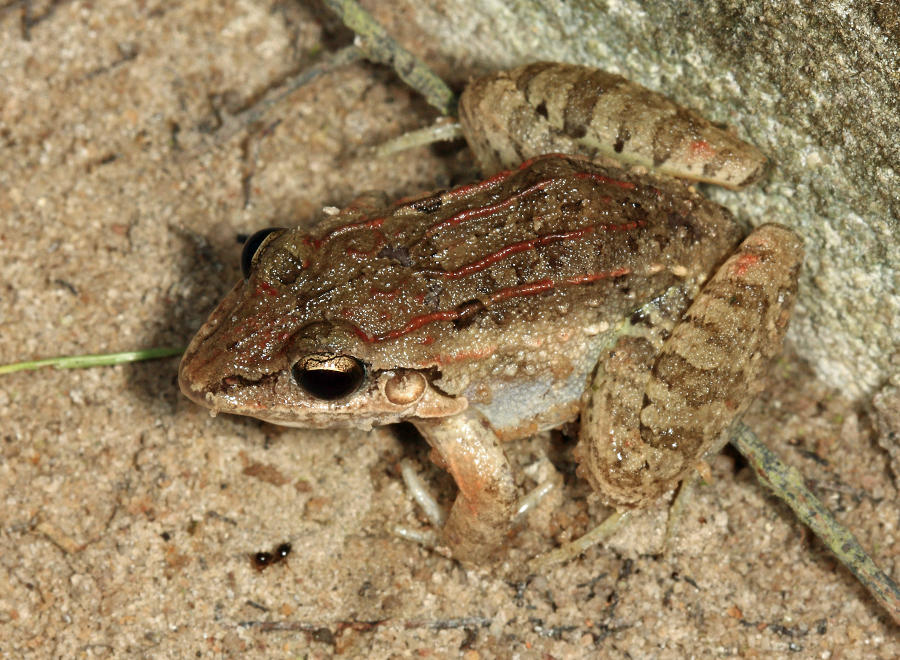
179, 63, 803, 563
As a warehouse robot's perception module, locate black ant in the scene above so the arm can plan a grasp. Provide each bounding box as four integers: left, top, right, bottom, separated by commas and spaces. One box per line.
251, 541, 292, 571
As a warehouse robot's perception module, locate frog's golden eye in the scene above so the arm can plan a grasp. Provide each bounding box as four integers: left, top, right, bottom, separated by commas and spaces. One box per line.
241, 227, 286, 279
292, 355, 366, 401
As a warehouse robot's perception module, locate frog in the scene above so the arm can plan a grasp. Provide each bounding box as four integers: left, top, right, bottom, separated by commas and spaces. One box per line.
178, 62, 803, 563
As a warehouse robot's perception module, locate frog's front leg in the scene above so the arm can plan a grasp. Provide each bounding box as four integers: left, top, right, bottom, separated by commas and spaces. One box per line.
412, 411, 518, 562
576, 224, 804, 508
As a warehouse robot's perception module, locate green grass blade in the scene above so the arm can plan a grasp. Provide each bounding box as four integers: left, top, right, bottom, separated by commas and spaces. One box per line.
0, 347, 185, 375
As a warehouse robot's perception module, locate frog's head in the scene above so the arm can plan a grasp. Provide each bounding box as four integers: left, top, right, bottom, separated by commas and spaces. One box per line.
178, 230, 465, 429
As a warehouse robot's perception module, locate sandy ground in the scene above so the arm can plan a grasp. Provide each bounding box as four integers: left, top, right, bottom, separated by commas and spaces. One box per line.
1, 1, 897, 657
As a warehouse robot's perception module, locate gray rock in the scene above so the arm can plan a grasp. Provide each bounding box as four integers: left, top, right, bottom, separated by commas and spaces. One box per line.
376, 0, 900, 399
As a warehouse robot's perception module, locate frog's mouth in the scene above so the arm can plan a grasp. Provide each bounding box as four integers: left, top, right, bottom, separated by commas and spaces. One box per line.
180, 363, 398, 430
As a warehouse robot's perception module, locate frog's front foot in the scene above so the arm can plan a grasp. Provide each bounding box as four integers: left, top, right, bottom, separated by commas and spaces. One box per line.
408, 413, 519, 563
397, 447, 562, 562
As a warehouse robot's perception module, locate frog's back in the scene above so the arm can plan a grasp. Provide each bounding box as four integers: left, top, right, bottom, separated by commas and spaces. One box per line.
249, 154, 740, 436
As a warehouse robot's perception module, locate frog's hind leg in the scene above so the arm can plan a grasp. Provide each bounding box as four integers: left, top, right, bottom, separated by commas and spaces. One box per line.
531, 226, 802, 568
575, 224, 803, 510
459, 62, 768, 189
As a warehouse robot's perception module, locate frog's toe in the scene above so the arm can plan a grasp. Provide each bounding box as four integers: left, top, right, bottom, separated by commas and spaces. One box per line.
392, 524, 437, 549
513, 480, 557, 522
513, 454, 564, 522
392, 458, 446, 551
527, 510, 630, 571
400, 458, 446, 528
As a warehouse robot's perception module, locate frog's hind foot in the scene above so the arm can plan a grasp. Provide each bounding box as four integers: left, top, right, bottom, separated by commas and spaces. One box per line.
660, 469, 702, 553
392, 524, 438, 549
662, 434, 730, 551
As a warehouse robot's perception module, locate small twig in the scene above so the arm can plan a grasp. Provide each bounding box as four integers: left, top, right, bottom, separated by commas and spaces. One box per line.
730, 421, 900, 625
0, 347, 184, 375
323, 0, 457, 115
411, 616, 492, 630
229, 45, 365, 130
237, 616, 490, 632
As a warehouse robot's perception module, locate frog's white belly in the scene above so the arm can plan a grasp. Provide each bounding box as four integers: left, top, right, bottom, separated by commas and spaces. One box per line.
465, 333, 611, 438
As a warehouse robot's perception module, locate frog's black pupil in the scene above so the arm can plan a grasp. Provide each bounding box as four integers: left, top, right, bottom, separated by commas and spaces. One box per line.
293, 359, 365, 400
241, 227, 284, 279
275, 542, 292, 559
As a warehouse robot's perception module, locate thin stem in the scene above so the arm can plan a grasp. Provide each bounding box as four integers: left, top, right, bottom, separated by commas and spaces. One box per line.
323, 0, 457, 115
0, 347, 184, 375
730, 421, 900, 625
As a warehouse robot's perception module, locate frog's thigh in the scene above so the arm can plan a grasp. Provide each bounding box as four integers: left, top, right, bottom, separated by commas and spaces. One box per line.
459, 62, 767, 189
577, 224, 803, 508
412, 412, 518, 562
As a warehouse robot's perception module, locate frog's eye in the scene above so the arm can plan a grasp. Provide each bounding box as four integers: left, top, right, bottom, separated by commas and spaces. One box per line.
241, 227, 285, 279
292, 355, 366, 400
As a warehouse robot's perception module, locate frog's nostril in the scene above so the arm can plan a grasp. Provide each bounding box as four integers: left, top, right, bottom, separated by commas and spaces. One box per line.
292, 355, 366, 400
